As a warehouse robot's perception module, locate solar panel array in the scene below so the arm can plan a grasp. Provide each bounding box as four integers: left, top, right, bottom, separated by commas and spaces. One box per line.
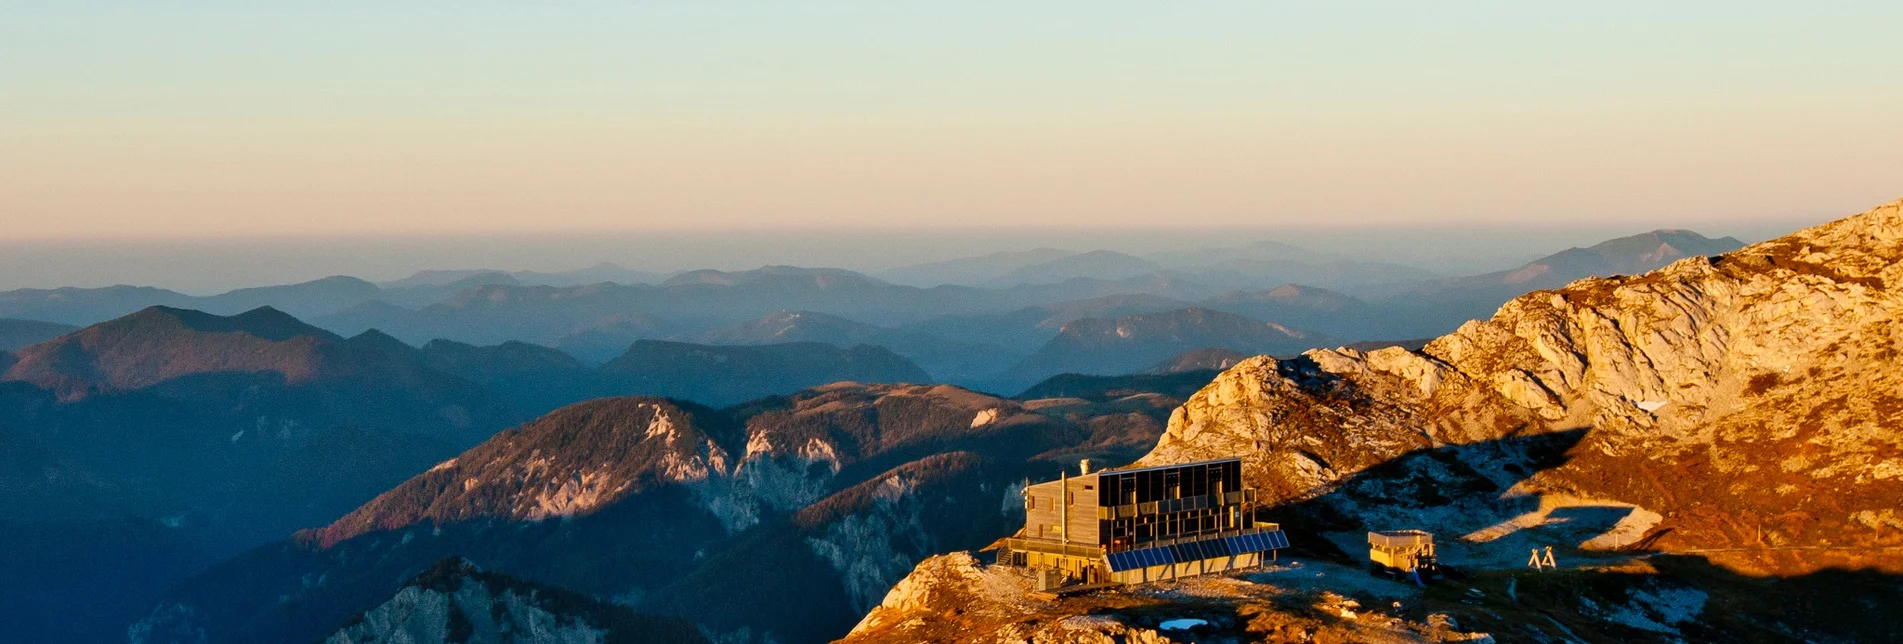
1103, 530, 1289, 572
1104, 546, 1175, 572
1224, 529, 1290, 554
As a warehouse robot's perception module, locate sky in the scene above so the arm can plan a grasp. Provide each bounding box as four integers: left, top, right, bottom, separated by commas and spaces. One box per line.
0, 2, 1899, 289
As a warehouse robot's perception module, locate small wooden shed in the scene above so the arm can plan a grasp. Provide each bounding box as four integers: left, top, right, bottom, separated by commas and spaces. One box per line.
1368, 530, 1437, 575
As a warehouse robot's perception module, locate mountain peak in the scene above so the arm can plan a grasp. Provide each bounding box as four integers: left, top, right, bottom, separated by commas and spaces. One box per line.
6, 306, 354, 398
301, 396, 737, 547
1143, 197, 1903, 576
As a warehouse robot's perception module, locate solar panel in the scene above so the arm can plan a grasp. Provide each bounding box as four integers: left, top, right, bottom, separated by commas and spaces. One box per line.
1196, 539, 1220, 558
1106, 551, 1139, 572
1152, 546, 1177, 566
1227, 532, 1274, 554
1203, 537, 1232, 557
1265, 530, 1289, 549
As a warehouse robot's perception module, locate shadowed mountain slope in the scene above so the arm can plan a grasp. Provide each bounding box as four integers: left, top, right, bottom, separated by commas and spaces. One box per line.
0, 318, 77, 351
0, 306, 517, 555
318, 558, 710, 644
684, 310, 1011, 384
417, 339, 602, 417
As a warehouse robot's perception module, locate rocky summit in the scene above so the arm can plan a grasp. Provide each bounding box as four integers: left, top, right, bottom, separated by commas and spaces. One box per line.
1144, 198, 1903, 574
849, 198, 1903, 643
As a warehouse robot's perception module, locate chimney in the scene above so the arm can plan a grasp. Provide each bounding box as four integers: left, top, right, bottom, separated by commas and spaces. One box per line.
1079, 459, 1092, 475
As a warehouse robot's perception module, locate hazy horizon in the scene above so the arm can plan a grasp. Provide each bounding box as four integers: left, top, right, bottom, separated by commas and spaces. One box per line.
0, 216, 1830, 294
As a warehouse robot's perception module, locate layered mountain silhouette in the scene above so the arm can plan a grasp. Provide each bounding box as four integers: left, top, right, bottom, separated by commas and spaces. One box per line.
980, 250, 1164, 287
874, 248, 1073, 287
602, 340, 930, 407
684, 311, 1006, 384
1148, 240, 1434, 295
1000, 307, 1331, 390
381, 262, 665, 289
1201, 283, 1377, 338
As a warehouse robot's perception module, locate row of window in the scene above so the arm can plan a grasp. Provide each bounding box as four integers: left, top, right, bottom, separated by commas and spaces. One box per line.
1102, 505, 1240, 546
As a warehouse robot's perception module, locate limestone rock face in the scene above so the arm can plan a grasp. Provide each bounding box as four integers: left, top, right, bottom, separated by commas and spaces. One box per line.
322, 558, 706, 644
1142, 198, 1903, 570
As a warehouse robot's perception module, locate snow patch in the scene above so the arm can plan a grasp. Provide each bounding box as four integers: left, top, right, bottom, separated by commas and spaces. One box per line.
427, 458, 457, 473
1634, 400, 1668, 413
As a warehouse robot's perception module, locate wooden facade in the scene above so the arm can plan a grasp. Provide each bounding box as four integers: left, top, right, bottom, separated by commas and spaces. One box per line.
1022, 470, 1102, 546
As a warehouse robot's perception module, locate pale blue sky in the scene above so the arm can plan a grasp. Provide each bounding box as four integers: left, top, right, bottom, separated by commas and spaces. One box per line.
4, 1, 1901, 240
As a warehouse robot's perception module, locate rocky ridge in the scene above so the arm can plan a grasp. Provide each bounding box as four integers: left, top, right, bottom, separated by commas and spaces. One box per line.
1141, 198, 1903, 572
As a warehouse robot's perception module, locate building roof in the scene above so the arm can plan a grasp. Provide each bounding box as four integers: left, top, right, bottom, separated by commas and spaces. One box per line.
1097, 457, 1243, 477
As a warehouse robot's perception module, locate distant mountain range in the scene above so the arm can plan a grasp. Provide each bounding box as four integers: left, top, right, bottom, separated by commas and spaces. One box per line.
602, 340, 930, 407
0, 229, 1747, 396
873, 248, 1073, 287
999, 307, 1329, 391
379, 262, 667, 290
